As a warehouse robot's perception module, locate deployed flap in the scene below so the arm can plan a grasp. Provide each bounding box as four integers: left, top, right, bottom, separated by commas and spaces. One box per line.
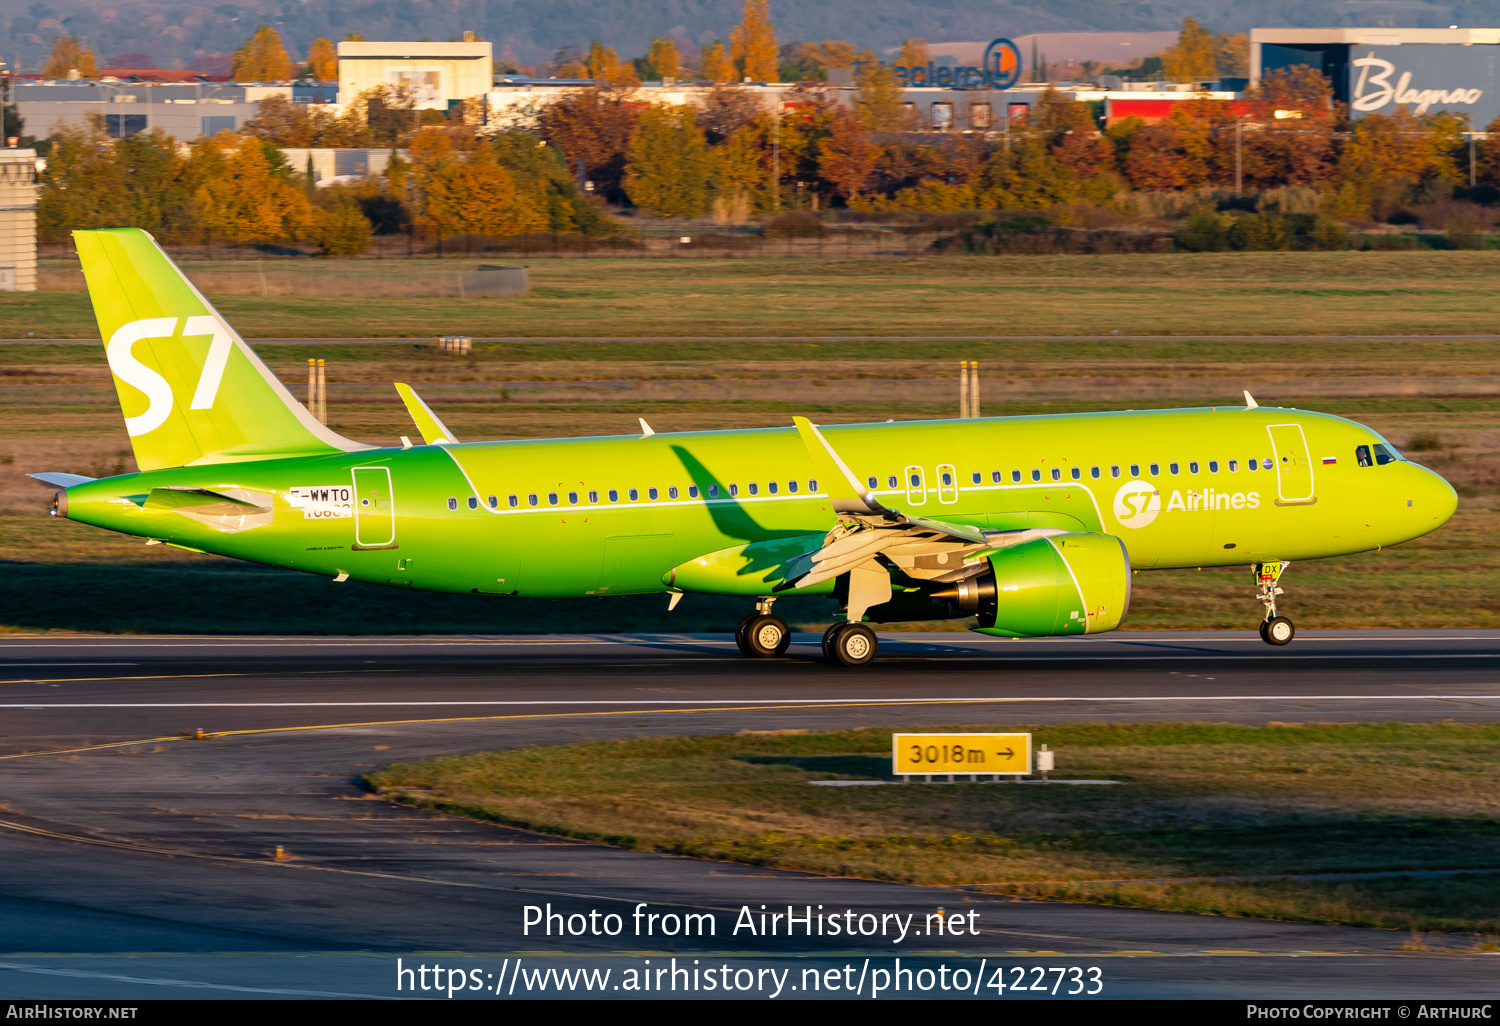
792, 416, 883, 514
27, 472, 97, 488
393, 382, 459, 445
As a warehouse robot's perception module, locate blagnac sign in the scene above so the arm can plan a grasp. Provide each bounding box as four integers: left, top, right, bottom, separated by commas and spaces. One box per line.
1344, 44, 1499, 122
1354, 51, 1484, 115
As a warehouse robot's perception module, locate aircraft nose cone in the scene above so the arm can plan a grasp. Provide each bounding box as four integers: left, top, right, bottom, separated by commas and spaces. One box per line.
1411, 461, 1458, 530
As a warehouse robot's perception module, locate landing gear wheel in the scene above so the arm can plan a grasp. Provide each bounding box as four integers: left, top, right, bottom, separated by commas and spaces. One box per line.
741, 614, 791, 658
1262, 616, 1295, 646
821, 622, 847, 662
734, 615, 755, 656
827, 622, 878, 667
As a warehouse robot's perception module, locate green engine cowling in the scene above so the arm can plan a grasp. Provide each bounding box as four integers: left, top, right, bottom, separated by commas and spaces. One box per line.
970, 532, 1131, 637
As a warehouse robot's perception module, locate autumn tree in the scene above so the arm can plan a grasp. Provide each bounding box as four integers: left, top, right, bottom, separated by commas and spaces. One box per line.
1239, 67, 1336, 188
232, 26, 292, 82
537, 87, 642, 200
711, 127, 768, 222
1162, 17, 1216, 83
416, 138, 547, 239
694, 86, 766, 143
897, 38, 929, 71
37, 117, 182, 235
799, 40, 856, 73
818, 106, 875, 200
242, 93, 371, 148
304, 37, 337, 81
1216, 34, 1250, 78
42, 37, 97, 79
624, 106, 711, 216
647, 38, 681, 81
731, 0, 779, 82
853, 52, 913, 131
977, 140, 1079, 208
700, 41, 735, 83
491, 130, 618, 235
188, 135, 318, 242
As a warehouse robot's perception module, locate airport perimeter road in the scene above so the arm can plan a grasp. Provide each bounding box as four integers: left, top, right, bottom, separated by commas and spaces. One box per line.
1, 629, 1498, 1000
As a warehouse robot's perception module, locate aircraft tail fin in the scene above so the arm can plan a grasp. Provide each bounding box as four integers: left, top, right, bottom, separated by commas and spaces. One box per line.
75, 228, 373, 471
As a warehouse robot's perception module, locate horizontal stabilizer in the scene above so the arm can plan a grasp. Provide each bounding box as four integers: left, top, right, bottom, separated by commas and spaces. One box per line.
145, 486, 271, 515
394, 382, 458, 445
27, 472, 97, 488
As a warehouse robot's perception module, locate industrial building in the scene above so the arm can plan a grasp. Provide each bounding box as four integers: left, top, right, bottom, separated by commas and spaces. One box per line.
13, 80, 337, 141
1252, 27, 1500, 123
0, 148, 38, 291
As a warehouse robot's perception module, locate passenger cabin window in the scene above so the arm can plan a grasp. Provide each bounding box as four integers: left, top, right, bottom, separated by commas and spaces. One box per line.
588, 490, 599, 503
868, 476, 878, 489
1150, 463, 1160, 476
748, 483, 758, 496
888, 475, 899, 488
1208, 461, 1218, 473
608, 489, 619, 502
1091, 466, 1100, 479
728, 484, 738, 497
788, 480, 798, 493
1373, 443, 1397, 465
1169, 463, 1180, 475
1011, 470, 1021, 482
940, 470, 953, 486
628, 488, 639, 501
447, 497, 458, 510
707, 484, 719, 498
1111, 465, 1120, 478
1051, 468, 1062, 481
992, 471, 1003, 483
1031, 469, 1041, 482
648, 487, 659, 500
548, 492, 558, 506
1188, 461, 1199, 474
487, 495, 498, 509
1227, 460, 1238, 472
1070, 467, 1081, 481
1130, 464, 1140, 477
668, 486, 679, 499
809, 479, 818, 492
508, 494, 519, 508
1245, 459, 1257, 473
568, 491, 578, 504
972, 472, 982, 485
467, 496, 478, 509
768, 482, 778, 495
528, 493, 539, 507
688, 485, 699, 498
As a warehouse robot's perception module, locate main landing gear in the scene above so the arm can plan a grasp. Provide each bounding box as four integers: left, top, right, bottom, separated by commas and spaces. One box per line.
735, 598, 791, 658
1255, 561, 1295, 646
822, 621, 878, 667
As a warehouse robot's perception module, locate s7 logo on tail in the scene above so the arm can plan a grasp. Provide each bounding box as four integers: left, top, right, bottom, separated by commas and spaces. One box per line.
105, 316, 235, 436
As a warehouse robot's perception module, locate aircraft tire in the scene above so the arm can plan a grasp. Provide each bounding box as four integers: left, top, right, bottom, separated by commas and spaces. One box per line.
821, 622, 847, 662
1263, 616, 1295, 646
734, 615, 756, 656
828, 623, 878, 667
743, 614, 791, 658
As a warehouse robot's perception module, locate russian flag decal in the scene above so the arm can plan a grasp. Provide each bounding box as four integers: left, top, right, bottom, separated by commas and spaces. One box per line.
1322, 456, 1337, 464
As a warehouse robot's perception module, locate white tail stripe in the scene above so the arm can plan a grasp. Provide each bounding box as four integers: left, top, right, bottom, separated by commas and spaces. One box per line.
106, 317, 177, 437
185, 314, 233, 411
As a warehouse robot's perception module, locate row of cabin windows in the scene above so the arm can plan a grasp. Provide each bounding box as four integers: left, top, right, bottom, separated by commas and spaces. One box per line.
445, 479, 820, 511
863, 460, 1279, 494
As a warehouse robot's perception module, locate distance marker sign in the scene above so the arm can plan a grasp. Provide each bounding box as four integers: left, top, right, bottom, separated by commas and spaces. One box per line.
892, 733, 1031, 776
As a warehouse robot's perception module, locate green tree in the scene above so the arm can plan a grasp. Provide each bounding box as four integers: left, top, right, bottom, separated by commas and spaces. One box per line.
853, 52, 912, 131
624, 105, 711, 217
977, 139, 1079, 209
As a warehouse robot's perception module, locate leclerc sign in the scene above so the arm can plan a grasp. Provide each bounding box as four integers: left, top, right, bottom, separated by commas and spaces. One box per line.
891, 38, 1022, 89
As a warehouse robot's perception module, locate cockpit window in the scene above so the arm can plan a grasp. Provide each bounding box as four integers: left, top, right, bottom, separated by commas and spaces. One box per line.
1355, 444, 1373, 467
1373, 443, 1398, 466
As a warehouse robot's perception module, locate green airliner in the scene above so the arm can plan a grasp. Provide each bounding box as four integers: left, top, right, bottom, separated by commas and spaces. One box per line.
32, 229, 1458, 666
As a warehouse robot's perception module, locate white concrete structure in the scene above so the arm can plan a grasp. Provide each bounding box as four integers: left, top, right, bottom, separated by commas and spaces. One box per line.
337, 40, 493, 110
0, 149, 38, 292
280, 148, 409, 181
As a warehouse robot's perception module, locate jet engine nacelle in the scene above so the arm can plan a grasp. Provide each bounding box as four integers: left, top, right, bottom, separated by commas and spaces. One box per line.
970, 532, 1130, 637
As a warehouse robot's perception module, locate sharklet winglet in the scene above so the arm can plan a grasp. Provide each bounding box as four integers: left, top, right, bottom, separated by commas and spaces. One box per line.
639, 418, 655, 437
394, 382, 459, 446
1244, 390, 1259, 409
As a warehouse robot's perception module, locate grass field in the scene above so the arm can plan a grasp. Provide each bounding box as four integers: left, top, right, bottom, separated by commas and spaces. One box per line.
9, 251, 1500, 338
2, 254, 1497, 634
369, 723, 1500, 937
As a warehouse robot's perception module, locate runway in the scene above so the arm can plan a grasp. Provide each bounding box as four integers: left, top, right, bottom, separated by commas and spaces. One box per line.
2, 629, 1498, 1000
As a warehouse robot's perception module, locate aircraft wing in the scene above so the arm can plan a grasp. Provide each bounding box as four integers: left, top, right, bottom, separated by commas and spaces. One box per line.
394, 382, 459, 445
788, 416, 1063, 591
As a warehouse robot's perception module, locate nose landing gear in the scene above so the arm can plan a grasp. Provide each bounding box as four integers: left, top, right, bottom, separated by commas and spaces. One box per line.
1255, 561, 1295, 646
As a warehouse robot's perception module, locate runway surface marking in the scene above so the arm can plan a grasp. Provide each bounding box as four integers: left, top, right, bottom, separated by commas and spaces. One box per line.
3, 694, 1498, 709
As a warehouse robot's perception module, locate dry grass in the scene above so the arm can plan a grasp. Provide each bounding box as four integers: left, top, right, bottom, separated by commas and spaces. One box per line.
8, 251, 1500, 338
369, 722, 1500, 935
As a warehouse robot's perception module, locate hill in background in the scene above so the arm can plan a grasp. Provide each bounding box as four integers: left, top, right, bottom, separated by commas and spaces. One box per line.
2, 0, 1497, 75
